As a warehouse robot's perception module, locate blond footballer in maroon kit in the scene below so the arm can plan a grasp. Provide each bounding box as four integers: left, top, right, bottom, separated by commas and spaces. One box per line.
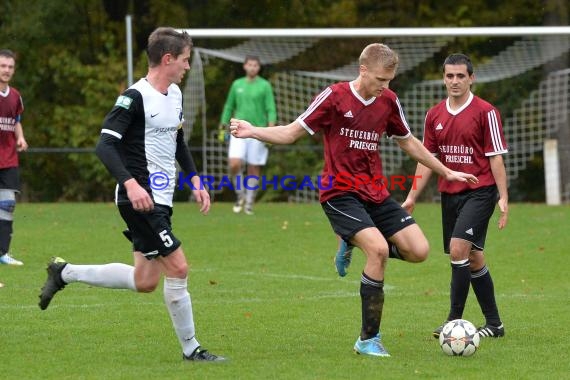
299, 82, 411, 204
404, 53, 508, 339
230, 44, 478, 357
0, 49, 28, 270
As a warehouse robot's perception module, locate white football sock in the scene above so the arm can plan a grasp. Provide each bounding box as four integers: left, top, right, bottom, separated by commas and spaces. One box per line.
233, 175, 244, 200
61, 263, 136, 290
245, 177, 258, 206
164, 277, 199, 356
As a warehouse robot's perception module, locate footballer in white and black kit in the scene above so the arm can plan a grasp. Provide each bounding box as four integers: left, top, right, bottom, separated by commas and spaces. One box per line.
96, 78, 197, 259
39, 27, 225, 362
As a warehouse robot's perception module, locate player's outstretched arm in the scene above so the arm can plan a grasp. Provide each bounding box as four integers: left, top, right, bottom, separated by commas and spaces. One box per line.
230, 118, 305, 145
397, 136, 478, 184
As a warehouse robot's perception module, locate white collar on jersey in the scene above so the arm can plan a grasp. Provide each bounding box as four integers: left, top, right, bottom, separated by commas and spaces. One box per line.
350, 81, 376, 106
0, 86, 10, 97
446, 91, 474, 115
144, 78, 169, 96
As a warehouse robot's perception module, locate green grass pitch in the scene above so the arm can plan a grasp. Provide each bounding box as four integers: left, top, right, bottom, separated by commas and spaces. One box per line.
0, 202, 568, 379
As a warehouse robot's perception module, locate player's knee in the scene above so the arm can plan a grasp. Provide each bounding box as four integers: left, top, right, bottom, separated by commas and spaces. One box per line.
394, 235, 429, 263
449, 241, 470, 261
366, 244, 389, 264
449, 251, 464, 262
137, 283, 158, 293
0, 200, 15, 214
135, 278, 160, 293
469, 252, 485, 270
0, 190, 16, 218
169, 262, 188, 279
408, 240, 430, 263
417, 239, 430, 260
229, 161, 242, 174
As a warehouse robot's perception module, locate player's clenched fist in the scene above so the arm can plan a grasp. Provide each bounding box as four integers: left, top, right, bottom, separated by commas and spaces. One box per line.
229, 118, 254, 138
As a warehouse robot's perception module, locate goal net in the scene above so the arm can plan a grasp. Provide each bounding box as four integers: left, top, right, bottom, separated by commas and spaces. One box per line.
181, 28, 570, 204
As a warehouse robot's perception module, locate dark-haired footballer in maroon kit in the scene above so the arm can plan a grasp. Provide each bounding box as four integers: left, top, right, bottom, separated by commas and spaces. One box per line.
423, 95, 506, 194
230, 43, 478, 358
0, 49, 28, 268
404, 53, 508, 340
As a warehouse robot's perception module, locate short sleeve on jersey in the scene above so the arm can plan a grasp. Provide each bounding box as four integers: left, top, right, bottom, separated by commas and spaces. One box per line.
297, 86, 333, 135
483, 108, 508, 156
384, 97, 411, 139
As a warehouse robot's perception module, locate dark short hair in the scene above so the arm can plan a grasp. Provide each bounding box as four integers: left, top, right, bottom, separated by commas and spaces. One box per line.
146, 27, 193, 67
244, 55, 261, 65
443, 53, 473, 75
0, 49, 16, 60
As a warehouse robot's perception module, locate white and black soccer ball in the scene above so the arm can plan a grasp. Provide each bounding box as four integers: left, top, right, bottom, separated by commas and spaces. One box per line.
439, 319, 480, 357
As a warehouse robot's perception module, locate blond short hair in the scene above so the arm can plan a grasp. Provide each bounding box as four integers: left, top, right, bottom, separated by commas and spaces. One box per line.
359, 43, 399, 71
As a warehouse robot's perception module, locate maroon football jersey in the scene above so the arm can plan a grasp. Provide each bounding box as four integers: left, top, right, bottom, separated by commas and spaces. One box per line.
0, 86, 24, 169
423, 93, 507, 194
298, 82, 411, 203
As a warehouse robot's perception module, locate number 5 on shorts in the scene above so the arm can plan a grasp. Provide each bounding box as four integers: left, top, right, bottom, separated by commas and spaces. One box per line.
159, 230, 174, 247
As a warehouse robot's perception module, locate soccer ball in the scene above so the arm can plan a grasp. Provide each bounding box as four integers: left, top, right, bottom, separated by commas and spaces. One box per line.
439, 319, 480, 357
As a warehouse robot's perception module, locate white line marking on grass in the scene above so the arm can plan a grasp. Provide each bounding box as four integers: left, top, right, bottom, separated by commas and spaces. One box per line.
0, 302, 163, 310
195, 269, 397, 290
201, 291, 361, 304
238, 271, 360, 282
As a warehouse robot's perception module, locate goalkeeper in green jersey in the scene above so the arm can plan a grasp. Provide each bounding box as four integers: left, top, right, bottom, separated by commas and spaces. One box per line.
219, 55, 276, 215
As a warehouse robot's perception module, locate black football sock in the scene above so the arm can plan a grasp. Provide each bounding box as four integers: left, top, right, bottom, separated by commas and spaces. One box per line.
471, 265, 502, 326
388, 242, 405, 261
0, 220, 13, 254
447, 259, 471, 320
360, 272, 384, 340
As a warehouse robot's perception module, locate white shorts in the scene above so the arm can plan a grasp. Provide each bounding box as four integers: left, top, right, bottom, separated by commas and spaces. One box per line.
228, 135, 269, 166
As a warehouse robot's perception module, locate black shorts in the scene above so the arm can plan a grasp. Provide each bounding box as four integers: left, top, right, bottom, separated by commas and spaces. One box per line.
118, 204, 181, 259
321, 194, 416, 242
441, 185, 498, 254
0, 167, 20, 191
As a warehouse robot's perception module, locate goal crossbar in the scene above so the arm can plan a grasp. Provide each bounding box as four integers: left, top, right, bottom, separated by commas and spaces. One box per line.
179, 26, 570, 38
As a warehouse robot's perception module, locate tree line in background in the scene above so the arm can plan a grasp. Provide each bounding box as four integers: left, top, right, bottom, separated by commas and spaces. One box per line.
0, 0, 567, 202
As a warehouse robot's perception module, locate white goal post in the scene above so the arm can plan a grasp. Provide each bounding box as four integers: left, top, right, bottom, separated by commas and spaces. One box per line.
175, 26, 570, 203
